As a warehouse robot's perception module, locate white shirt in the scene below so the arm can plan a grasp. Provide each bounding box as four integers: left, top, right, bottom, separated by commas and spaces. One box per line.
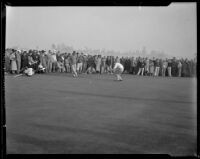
178, 62, 182, 68
114, 62, 124, 71
51, 54, 57, 62
25, 68, 34, 76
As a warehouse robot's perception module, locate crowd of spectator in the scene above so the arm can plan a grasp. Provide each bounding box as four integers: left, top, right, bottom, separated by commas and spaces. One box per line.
4, 48, 196, 77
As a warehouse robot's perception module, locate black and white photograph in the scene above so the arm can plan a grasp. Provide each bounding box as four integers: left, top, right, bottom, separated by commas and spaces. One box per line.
4, 3, 197, 155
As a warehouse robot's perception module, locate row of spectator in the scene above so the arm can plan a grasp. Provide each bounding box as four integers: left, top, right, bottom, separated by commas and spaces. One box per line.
4, 48, 196, 77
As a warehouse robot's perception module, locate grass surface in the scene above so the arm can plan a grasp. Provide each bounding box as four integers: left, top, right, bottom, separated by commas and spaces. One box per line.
5, 73, 197, 155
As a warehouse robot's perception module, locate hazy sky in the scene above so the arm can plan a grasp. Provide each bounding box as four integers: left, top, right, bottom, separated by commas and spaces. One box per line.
6, 3, 196, 58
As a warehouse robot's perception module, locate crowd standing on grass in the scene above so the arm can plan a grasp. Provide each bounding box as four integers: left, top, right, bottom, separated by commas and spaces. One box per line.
4, 48, 197, 77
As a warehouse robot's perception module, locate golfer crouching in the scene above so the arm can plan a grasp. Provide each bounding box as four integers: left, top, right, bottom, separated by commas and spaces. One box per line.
24, 67, 35, 76
14, 67, 35, 78
113, 58, 124, 81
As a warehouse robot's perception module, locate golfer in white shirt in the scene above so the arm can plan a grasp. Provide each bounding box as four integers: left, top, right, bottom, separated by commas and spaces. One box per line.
113, 59, 124, 81
24, 68, 35, 76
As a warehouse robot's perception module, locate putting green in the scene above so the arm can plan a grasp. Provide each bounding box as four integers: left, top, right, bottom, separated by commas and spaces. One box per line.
5, 73, 197, 155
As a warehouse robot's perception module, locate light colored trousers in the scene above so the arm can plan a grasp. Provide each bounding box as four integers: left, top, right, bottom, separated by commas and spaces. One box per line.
154, 67, 160, 76
47, 61, 52, 72
101, 66, 105, 74
116, 74, 122, 80
76, 63, 83, 73
137, 68, 144, 76
162, 67, 167, 77
65, 64, 70, 73
71, 64, 77, 76
167, 67, 172, 77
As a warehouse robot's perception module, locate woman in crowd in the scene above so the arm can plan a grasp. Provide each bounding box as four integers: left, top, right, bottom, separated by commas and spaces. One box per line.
10, 50, 17, 74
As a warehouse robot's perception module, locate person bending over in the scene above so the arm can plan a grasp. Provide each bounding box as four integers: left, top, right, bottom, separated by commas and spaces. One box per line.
113, 59, 124, 81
